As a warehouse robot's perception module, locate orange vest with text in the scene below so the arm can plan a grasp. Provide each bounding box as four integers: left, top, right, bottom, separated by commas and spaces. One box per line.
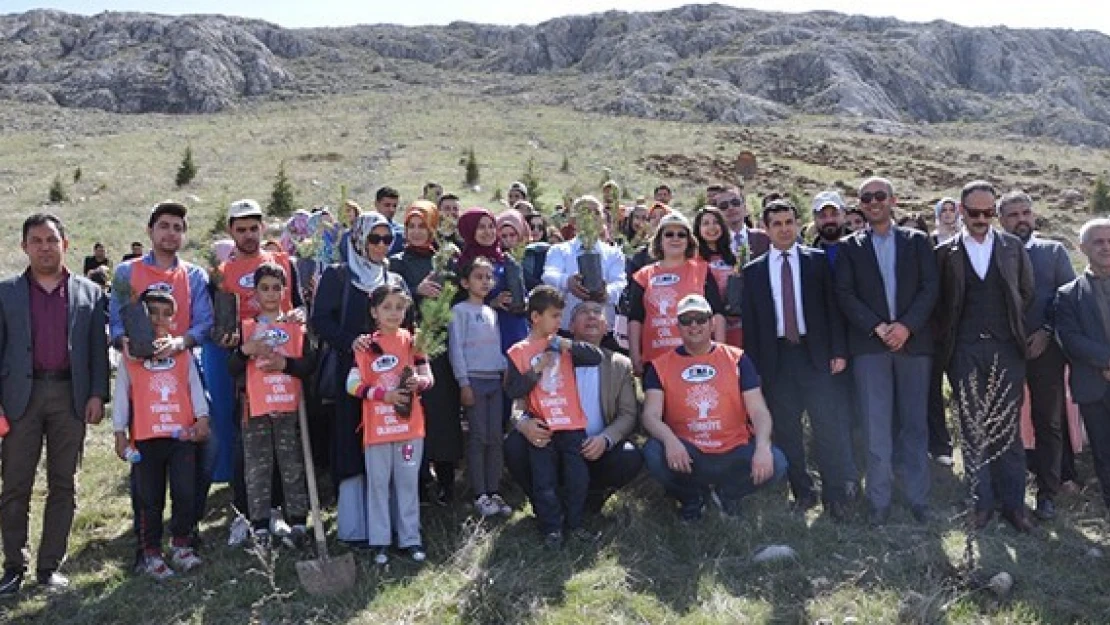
242, 319, 305, 417
633, 259, 708, 365
126, 354, 196, 441
506, 336, 587, 431
653, 344, 751, 453
129, 260, 192, 337
354, 330, 425, 447
219, 252, 294, 321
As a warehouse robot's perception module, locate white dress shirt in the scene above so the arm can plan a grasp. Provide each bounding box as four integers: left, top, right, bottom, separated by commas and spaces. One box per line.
574, 366, 605, 437
541, 237, 628, 331
769, 244, 807, 338
962, 227, 995, 280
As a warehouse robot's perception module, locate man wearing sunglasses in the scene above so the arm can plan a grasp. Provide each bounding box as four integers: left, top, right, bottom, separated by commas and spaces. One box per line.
834, 177, 938, 525
934, 180, 1035, 533
716, 187, 770, 261
641, 294, 787, 521
742, 200, 856, 520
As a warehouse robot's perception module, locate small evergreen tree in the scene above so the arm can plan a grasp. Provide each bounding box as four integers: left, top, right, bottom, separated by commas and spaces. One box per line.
521, 157, 544, 211
491, 187, 503, 202
268, 160, 296, 217
1093, 176, 1110, 214
48, 175, 68, 203
176, 145, 197, 187
73, 166, 82, 184
560, 153, 570, 174
464, 147, 480, 186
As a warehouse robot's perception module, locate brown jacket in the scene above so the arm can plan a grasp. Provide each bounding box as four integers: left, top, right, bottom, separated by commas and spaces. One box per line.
595, 348, 640, 443
932, 229, 1034, 370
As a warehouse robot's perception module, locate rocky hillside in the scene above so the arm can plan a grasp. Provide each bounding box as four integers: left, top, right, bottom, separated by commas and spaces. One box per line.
2, 5, 1110, 146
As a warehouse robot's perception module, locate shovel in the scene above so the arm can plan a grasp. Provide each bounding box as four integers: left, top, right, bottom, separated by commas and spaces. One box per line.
295, 398, 357, 595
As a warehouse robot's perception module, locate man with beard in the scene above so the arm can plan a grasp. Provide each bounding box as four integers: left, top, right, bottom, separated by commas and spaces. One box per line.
999, 191, 1076, 520
811, 191, 848, 268
934, 180, 1035, 532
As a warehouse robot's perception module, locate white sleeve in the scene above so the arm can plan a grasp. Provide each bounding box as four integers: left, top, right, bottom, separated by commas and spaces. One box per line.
188, 357, 210, 418
541, 242, 570, 291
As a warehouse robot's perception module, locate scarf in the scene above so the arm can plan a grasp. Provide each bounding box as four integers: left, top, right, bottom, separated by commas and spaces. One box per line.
456, 207, 505, 269
496, 209, 527, 243
403, 201, 439, 254
348, 211, 390, 294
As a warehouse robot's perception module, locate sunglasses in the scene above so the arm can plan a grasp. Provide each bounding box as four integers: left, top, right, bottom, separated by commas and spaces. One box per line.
859, 191, 889, 204
366, 233, 395, 246
677, 313, 712, 327
965, 208, 996, 219
716, 198, 745, 209
662, 230, 689, 239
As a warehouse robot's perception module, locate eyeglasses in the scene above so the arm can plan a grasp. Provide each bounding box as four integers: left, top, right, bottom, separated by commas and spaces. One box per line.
716, 199, 744, 209
366, 233, 395, 246
859, 191, 889, 204
965, 208, 996, 219
662, 230, 689, 239
677, 313, 712, 327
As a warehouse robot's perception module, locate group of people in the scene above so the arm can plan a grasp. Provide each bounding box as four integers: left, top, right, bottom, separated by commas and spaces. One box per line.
2, 173, 1110, 595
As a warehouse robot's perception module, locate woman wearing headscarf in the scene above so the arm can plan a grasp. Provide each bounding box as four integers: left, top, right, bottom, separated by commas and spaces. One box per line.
931, 197, 960, 244
457, 207, 529, 354
310, 211, 410, 544
389, 201, 463, 504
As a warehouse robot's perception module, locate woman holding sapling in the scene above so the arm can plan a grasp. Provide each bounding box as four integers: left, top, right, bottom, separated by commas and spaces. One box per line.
390, 200, 464, 505
456, 207, 528, 354
627, 211, 725, 376
694, 206, 744, 347
310, 212, 410, 545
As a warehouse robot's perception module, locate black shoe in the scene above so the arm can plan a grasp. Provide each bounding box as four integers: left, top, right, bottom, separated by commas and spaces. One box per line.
912, 505, 932, 524
678, 499, 704, 523
36, 570, 69, 591
1035, 498, 1057, 521
826, 501, 850, 523
791, 493, 818, 515
869, 506, 891, 526
0, 569, 23, 598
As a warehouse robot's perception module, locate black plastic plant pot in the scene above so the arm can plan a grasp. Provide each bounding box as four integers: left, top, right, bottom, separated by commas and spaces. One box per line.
123, 302, 157, 359
211, 291, 240, 343
577, 251, 604, 294
507, 262, 527, 313
724, 273, 745, 317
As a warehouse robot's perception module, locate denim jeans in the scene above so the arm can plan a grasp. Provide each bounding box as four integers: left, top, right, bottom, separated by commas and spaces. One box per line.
529, 429, 589, 534
643, 437, 787, 508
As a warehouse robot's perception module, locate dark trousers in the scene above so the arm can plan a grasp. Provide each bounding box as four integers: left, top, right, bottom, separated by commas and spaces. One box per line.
765, 341, 857, 503
1025, 341, 1067, 500
529, 429, 589, 534
927, 351, 954, 456
134, 438, 197, 552
949, 341, 1027, 513
643, 437, 787, 506
0, 380, 85, 574
504, 429, 643, 504
1078, 389, 1110, 509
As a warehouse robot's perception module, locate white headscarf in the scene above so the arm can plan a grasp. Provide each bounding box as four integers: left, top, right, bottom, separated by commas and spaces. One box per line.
347, 212, 391, 294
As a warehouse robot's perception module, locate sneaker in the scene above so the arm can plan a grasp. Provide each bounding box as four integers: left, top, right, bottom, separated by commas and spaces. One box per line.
249, 529, 272, 553
932, 453, 955, 467
1035, 498, 1057, 521
489, 494, 513, 517
372, 546, 389, 565
474, 494, 498, 518
0, 569, 23, 598
228, 515, 250, 546
270, 509, 292, 538
140, 553, 175, 581
285, 525, 309, 548
543, 531, 564, 550
405, 545, 427, 562
35, 570, 69, 591
170, 546, 202, 572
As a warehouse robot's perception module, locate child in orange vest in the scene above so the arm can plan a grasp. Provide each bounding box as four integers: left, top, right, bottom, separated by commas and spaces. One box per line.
347, 283, 434, 564
504, 285, 603, 549
228, 262, 315, 548
112, 289, 210, 580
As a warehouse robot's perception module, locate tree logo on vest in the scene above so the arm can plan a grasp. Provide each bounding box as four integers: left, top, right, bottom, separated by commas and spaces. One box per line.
372, 354, 399, 373
149, 372, 178, 403
648, 286, 679, 316
529, 353, 561, 395
238, 273, 255, 289
685, 384, 720, 419
650, 273, 680, 287
143, 357, 176, 372
147, 281, 174, 294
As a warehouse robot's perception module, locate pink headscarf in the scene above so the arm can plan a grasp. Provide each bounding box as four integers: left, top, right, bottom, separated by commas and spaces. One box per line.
496, 209, 528, 242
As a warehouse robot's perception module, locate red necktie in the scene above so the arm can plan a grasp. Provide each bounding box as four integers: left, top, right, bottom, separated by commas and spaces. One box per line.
782, 252, 800, 344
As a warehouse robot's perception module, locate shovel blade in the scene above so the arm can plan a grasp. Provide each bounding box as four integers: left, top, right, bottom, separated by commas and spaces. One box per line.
295, 552, 357, 596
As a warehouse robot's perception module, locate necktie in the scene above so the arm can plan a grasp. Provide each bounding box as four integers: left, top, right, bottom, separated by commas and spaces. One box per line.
781, 252, 800, 343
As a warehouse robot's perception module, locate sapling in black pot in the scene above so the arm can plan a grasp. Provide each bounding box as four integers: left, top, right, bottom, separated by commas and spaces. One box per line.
111, 272, 157, 359
575, 201, 605, 294
205, 247, 240, 343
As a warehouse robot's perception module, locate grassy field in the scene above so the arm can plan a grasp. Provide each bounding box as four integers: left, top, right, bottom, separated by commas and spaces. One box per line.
1, 90, 1110, 623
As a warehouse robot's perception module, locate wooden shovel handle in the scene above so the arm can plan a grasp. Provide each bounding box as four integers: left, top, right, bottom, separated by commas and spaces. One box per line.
298, 398, 329, 559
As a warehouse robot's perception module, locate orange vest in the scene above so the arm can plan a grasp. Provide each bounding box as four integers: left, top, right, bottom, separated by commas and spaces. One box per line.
354, 330, 425, 446
125, 354, 196, 441
633, 259, 708, 365
506, 336, 587, 431
129, 260, 191, 336
653, 344, 752, 453
219, 252, 294, 321
242, 319, 305, 417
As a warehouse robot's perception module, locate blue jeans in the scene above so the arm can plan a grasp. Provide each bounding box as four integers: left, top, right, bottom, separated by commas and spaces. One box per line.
529, 429, 589, 534
643, 438, 787, 508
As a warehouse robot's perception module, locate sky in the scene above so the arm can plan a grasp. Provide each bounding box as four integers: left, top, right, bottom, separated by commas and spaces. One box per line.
4, 1, 1109, 34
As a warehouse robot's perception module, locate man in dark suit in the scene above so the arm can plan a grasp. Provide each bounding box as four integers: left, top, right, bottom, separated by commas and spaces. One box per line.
742, 200, 856, 520
834, 177, 939, 524
0, 214, 110, 597
1055, 217, 1110, 515
999, 191, 1076, 520
718, 187, 770, 262
934, 181, 1035, 532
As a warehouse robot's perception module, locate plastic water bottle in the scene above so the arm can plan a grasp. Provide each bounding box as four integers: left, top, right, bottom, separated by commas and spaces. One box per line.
124, 445, 142, 463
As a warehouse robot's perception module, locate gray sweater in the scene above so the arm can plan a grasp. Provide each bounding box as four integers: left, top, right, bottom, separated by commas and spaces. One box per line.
448, 301, 507, 387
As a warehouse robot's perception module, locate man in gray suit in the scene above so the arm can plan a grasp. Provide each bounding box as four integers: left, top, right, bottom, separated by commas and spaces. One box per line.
0, 214, 110, 597
999, 191, 1076, 520
1056, 218, 1110, 515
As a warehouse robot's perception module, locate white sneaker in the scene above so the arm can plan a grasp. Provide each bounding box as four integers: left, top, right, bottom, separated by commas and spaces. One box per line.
270, 508, 292, 538
141, 553, 175, 580
474, 494, 498, 517
489, 494, 512, 517
170, 545, 202, 572
228, 515, 250, 546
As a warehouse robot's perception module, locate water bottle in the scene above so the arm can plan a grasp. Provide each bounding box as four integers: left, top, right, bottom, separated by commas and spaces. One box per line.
124, 445, 142, 463
172, 426, 196, 441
